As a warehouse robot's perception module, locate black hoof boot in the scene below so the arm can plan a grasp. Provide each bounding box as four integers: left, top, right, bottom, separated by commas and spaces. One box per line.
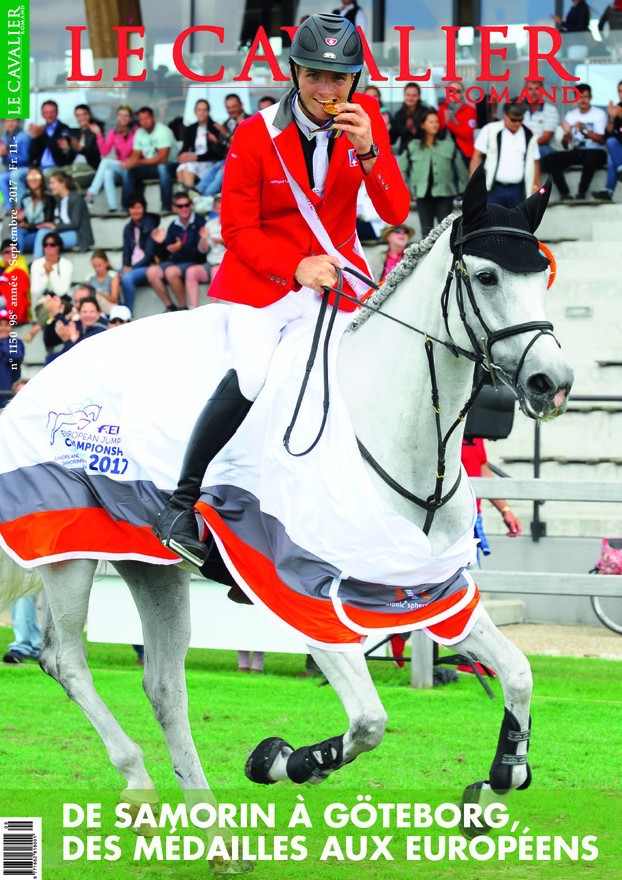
245, 737, 293, 785
489, 708, 532, 794
153, 505, 208, 567
286, 734, 354, 784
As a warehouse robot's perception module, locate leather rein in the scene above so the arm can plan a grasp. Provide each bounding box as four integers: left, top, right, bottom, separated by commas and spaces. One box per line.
284, 220, 558, 535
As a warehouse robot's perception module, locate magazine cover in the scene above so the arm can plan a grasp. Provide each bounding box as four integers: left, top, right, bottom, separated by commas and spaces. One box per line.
0, 1, 621, 878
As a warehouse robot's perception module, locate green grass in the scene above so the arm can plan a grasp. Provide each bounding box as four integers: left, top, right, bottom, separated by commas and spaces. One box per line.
1, 627, 621, 879
1, 625, 621, 792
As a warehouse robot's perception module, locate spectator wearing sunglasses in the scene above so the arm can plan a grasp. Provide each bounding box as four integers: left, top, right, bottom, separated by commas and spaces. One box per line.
367, 224, 415, 283
470, 99, 541, 208
26, 233, 74, 343
108, 304, 132, 326
147, 192, 207, 311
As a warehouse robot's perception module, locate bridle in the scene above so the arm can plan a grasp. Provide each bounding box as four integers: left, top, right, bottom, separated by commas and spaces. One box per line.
284, 219, 559, 534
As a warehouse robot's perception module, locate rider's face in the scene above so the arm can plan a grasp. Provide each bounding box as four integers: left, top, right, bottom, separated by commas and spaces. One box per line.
296, 66, 355, 122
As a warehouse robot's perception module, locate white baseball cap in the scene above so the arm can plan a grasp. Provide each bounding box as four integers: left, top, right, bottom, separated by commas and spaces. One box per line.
109, 305, 132, 323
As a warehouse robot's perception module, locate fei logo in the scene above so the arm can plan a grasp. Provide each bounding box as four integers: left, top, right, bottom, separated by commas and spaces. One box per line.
47, 403, 102, 446
348, 149, 359, 168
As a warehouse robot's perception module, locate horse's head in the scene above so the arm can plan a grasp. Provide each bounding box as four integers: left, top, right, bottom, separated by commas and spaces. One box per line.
448, 167, 573, 420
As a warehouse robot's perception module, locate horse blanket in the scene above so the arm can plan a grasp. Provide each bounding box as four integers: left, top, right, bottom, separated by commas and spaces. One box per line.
0, 306, 480, 648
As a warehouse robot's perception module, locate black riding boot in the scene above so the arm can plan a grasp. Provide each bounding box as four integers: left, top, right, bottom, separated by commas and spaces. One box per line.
153, 370, 253, 566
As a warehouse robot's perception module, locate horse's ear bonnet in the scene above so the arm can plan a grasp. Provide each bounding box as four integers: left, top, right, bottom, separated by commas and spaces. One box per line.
450, 168, 551, 274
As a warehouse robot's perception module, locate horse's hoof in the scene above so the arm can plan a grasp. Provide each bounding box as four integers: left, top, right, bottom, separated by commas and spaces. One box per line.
460, 781, 492, 839
119, 790, 160, 837
245, 737, 293, 785
209, 855, 254, 874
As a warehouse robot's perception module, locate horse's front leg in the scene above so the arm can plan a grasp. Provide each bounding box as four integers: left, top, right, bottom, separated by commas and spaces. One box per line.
451, 607, 533, 833
246, 645, 388, 785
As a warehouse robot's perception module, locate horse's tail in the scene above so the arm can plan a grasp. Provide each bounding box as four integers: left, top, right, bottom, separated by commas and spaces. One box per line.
0, 547, 44, 612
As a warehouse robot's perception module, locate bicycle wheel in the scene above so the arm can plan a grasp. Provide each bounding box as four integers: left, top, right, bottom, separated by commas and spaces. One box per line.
591, 595, 622, 636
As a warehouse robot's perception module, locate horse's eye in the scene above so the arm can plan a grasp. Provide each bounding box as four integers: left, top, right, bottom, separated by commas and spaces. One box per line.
476, 271, 498, 287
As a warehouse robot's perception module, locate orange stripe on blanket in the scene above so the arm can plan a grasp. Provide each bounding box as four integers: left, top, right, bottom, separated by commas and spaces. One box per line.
426, 588, 481, 641
0, 508, 179, 562
340, 586, 475, 631
197, 501, 361, 645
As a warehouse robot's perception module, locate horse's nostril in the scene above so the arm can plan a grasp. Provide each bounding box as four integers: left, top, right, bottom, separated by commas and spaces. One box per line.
526, 373, 554, 396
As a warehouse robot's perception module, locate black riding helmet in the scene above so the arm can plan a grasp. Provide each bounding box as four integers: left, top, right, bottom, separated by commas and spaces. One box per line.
289, 14, 364, 100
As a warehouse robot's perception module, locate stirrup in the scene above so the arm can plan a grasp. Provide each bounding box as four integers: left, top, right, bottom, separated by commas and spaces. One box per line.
153, 507, 208, 567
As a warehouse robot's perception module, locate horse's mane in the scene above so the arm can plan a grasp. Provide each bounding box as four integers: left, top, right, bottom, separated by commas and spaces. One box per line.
348, 213, 458, 332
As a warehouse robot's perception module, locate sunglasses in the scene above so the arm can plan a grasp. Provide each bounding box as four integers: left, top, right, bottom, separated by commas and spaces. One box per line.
392, 228, 409, 234
44, 241, 59, 247
109, 318, 125, 324
174, 202, 192, 208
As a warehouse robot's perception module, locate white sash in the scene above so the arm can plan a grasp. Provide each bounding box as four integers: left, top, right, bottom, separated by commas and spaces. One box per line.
260, 103, 373, 300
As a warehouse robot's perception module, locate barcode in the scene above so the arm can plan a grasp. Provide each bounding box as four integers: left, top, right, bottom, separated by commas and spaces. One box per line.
0, 818, 40, 879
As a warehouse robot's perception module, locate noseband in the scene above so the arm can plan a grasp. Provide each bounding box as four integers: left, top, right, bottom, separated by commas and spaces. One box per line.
285, 222, 559, 533
442, 221, 560, 389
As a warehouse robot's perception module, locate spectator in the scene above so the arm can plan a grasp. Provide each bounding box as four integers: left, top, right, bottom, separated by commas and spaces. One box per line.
0, 240, 30, 325
401, 108, 459, 236
176, 99, 227, 191
367, 224, 414, 282
237, 651, 264, 673
65, 103, 103, 190
598, 1, 622, 31
195, 94, 249, 198
0, 119, 30, 212
31, 171, 93, 257
552, 0, 591, 31
593, 80, 622, 201
28, 100, 74, 178
185, 193, 224, 307
542, 83, 607, 201
84, 250, 120, 316
86, 104, 136, 212
462, 437, 522, 555
389, 83, 428, 155
438, 82, 476, 192
59, 296, 108, 349
363, 85, 391, 128
108, 304, 132, 326
470, 99, 541, 208
120, 106, 175, 212
257, 96, 277, 111
0, 308, 24, 408
15, 167, 55, 254
522, 80, 560, 160
2, 587, 40, 666
26, 232, 73, 342
332, 1, 367, 30
118, 194, 160, 313
146, 191, 206, 311
41, 291, 73, 363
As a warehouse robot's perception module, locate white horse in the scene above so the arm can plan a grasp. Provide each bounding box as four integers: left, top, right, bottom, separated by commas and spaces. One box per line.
0, 169, 572, 832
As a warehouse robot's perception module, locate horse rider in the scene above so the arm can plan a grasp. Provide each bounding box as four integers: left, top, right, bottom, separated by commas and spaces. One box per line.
153, 13, 411, 565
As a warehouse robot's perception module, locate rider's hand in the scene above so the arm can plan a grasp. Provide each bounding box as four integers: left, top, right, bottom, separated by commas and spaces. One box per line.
502, 509, 522, 537
331, 103, 373, 157
294, 255, 342, 294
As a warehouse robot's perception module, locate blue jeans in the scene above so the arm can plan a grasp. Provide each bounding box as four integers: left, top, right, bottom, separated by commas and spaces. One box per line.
121, 163, 173, 210
538, 144, 554, 159
0, 166, 28, 210
196, 160, 225, 196
9, 596, 41, 658
120, 266, 149, 313
89, 157, 123, 209
488, 182, 524, 209
33, 228, 78, 258
16, 228, 38, 253
605, 136, 622, 193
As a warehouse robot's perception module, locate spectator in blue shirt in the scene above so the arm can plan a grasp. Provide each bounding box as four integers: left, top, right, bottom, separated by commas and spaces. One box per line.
118, 194, 160, 313
146, 191, 206, 311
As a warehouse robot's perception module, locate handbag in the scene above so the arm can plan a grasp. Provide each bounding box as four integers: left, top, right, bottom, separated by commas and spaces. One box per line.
595, 538, 622, 575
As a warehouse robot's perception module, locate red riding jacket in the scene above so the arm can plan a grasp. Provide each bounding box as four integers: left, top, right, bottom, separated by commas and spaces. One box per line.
209, 91, 411, 311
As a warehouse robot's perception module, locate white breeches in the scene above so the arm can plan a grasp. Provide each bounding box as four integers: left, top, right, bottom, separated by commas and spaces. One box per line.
228, 287, 324, 400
